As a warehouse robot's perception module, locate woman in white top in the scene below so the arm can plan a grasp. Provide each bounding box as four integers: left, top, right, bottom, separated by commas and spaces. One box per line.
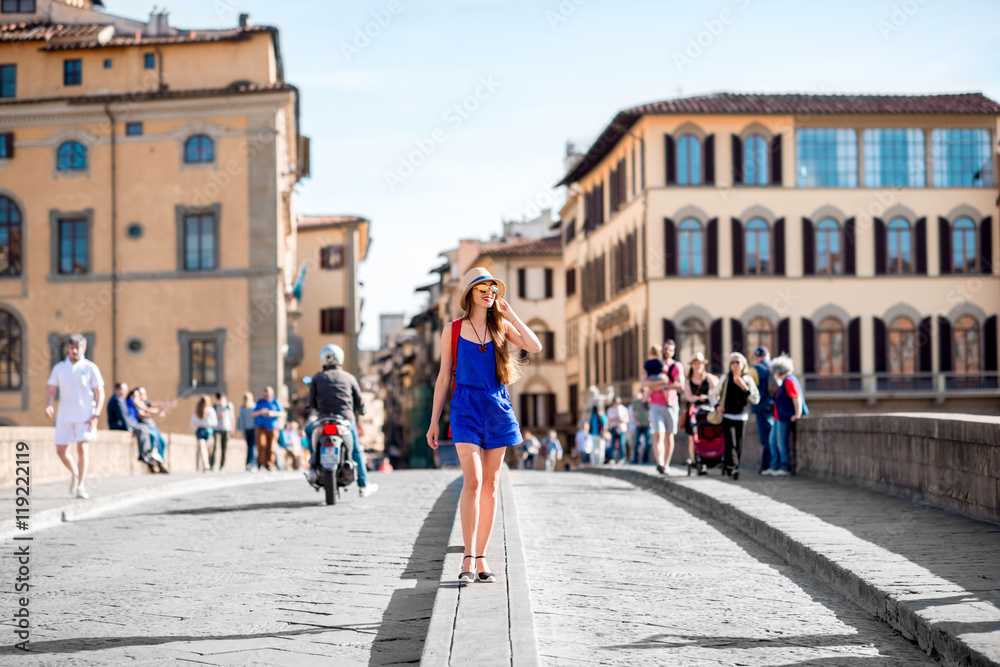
708, 352, 760, 480
191, 396, 219, 472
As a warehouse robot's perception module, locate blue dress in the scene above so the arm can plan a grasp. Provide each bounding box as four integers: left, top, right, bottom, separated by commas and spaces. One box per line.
450, 337, 522, 449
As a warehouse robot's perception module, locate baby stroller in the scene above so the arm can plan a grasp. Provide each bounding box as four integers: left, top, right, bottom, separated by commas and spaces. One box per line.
686, 404, 725, 476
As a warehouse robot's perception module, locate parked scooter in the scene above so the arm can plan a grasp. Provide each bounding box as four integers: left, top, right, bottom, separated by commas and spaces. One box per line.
305, 415, 357, 505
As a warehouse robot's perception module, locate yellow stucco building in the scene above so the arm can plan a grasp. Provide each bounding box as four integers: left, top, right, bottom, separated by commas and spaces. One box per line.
560, 92, 1000, 416
0, 1, 308, 432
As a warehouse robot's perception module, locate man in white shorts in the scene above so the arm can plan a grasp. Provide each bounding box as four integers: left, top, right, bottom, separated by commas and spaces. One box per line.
641, 339, 685, 475
46, 334, 105, 499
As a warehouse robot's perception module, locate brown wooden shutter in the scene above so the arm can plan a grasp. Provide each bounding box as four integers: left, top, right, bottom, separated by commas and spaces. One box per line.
709, 319, 723, 374
801, 318, 816, 373
773, 217, 785, 275
730, 319, 744, 354
544, 268, 553, 298
703, 134, 715, 185
730, 218, 744, 275
664, 218, 677, 276
706, 218, 718, 275
565, 268, 575, 296
914, 217, 927, 274
319, 246, 329, 269
980, 216, 993, 274
1, 133, 13, 158
769, 135, 782, 185
938, 316, 953, 373
731, 134, 743, 185
873, 317, 887, 373
844, 217, 856, 275
918, 317, 932, 373
662, 319, 675, 345
984, 316, 998, 372
802, 218, 815, 275
938, 217, 952, 274
874, 218, 887, 275
777, 318, 790, 356
517, 268, 526, 298
520, 393, 529, 426
665, 135, 676, 185
546, 394, 557, 426
848, 318, 861, 373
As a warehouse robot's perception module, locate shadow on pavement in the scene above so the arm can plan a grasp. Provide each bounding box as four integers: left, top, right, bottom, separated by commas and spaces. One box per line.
368, 475, 462, 666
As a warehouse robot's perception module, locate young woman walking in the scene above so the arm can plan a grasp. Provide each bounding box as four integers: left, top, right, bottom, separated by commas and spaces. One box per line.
426, 268, 541, 584
708, 352, 760, 480
191, 395, 218, 472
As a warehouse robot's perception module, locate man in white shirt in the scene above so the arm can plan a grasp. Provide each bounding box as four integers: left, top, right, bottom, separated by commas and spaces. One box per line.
45, 334, 105, 499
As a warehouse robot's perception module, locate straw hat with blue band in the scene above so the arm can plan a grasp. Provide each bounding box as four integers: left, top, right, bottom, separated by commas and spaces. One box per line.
460, 267, 506, 306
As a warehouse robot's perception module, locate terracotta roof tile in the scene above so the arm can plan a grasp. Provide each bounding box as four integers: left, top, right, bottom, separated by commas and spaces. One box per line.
297, 215, 369, 230
559, 92, 1000, 186
0, 21, 109, 41
477, 235, 562, 257
0, 81, 295, 107
0, 20, 274, 47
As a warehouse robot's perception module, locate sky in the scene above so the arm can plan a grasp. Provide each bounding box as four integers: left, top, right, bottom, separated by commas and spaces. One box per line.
106, 0, 1000, 350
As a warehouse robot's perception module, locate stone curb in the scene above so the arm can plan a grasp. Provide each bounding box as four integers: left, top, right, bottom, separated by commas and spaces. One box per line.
0, 472, 300, 543
585, 467, 999, 667
421, 466, 541, 666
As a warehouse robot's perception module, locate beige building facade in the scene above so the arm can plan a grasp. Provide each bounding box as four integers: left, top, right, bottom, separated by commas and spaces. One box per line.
0, 2, 307, 433
560, 93, 1000, 416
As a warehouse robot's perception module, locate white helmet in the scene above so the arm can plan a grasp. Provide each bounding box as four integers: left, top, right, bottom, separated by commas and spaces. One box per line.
319, 344, 344, 367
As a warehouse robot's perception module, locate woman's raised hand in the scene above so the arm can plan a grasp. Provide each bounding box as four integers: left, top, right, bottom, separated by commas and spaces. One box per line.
496, 299, 515, 321
426, 423, 439, 450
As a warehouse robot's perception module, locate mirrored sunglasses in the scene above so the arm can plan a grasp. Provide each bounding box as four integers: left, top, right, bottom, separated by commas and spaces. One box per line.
474, 284, 499, 295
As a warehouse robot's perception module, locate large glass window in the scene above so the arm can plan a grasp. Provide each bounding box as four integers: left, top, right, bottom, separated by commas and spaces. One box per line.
863, 129, 925, 187
1, 0, 36, 12
63, 59, 81, 86
184, 135, 214, 164
952, 216, 977, 274
0, 64, 15, 98
796, 128, 858, 187
189, 339, 218, 387
0, 308, 22, 390
746, 317, 773, 354
679, 318, 707, 362
57, 141, 86, 171
887, 217, 912, 274
743, 134, 769, 185
58, 219, 88, 274
745, 218, 770, 275
888, 316, 916, 374
678, 218, 704, 276
815, 218, 842, 275
953, 315, 980, 374
183, 213, 217, 271
676, 135, 702, 185
0, 196, 21, 276
932, 129, 993, 187
817, 317, 845, 375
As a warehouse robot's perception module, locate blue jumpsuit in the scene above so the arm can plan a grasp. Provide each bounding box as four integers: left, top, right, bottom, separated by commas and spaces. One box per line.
450, 337, 522, 449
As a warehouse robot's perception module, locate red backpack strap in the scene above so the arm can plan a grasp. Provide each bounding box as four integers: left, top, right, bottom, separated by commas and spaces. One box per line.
448, 319, 462, 440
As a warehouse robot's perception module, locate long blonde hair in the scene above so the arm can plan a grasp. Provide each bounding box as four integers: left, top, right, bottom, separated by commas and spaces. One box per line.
462, 291, 523, 385
242, 391, 254, 408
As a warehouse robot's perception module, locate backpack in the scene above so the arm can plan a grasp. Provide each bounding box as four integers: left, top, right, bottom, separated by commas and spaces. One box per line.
767, 371, 779, 399
447, 319, 462, 439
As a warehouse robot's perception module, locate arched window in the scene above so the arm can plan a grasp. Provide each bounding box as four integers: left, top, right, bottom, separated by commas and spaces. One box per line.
0, 196, 22, 277
888, 316, 916, 374
817, 317, 845, 375
745, 218, 770, 275
952, 217, 977, 274
676, 135, 702, 185
816, 217, 842, 275
56, 141, 86, 171
953, 315, 980, 373
743, 134, 769, 185
679, 318, 707, 362
184, 135, 214, 164
887, 217, 912, 274
746, 317, 773, 353
0, 309, 22, 390
678, 218, 704, 276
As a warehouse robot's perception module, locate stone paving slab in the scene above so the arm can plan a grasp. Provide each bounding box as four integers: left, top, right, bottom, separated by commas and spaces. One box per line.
590, 465, 1000, 667
512, 470, 936, 666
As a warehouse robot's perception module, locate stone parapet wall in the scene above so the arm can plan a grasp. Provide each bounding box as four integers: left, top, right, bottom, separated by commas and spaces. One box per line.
795, 413, 1000, 524
0, 428, 252, 488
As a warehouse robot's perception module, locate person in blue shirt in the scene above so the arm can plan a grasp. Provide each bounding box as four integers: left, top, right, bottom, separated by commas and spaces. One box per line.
252, 386, 283, 470
748, 347, 776, 474
107, 382, 162, 472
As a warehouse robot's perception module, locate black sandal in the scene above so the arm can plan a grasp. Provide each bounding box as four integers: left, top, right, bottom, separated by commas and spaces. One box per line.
458, 555, 475, 583
475, 556, 496, 583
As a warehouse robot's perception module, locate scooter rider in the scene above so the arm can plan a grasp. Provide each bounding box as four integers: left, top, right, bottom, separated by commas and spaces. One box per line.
305, 344, 379, 497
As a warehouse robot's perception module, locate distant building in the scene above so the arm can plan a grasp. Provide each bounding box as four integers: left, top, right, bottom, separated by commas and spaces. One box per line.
559, 92, 999, 414
379, 314, 406, 351
0, 1, 308, 431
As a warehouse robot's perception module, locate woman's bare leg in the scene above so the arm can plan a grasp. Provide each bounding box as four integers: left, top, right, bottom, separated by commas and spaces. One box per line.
455, 443, 484, 574
474, 447, 506, 571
